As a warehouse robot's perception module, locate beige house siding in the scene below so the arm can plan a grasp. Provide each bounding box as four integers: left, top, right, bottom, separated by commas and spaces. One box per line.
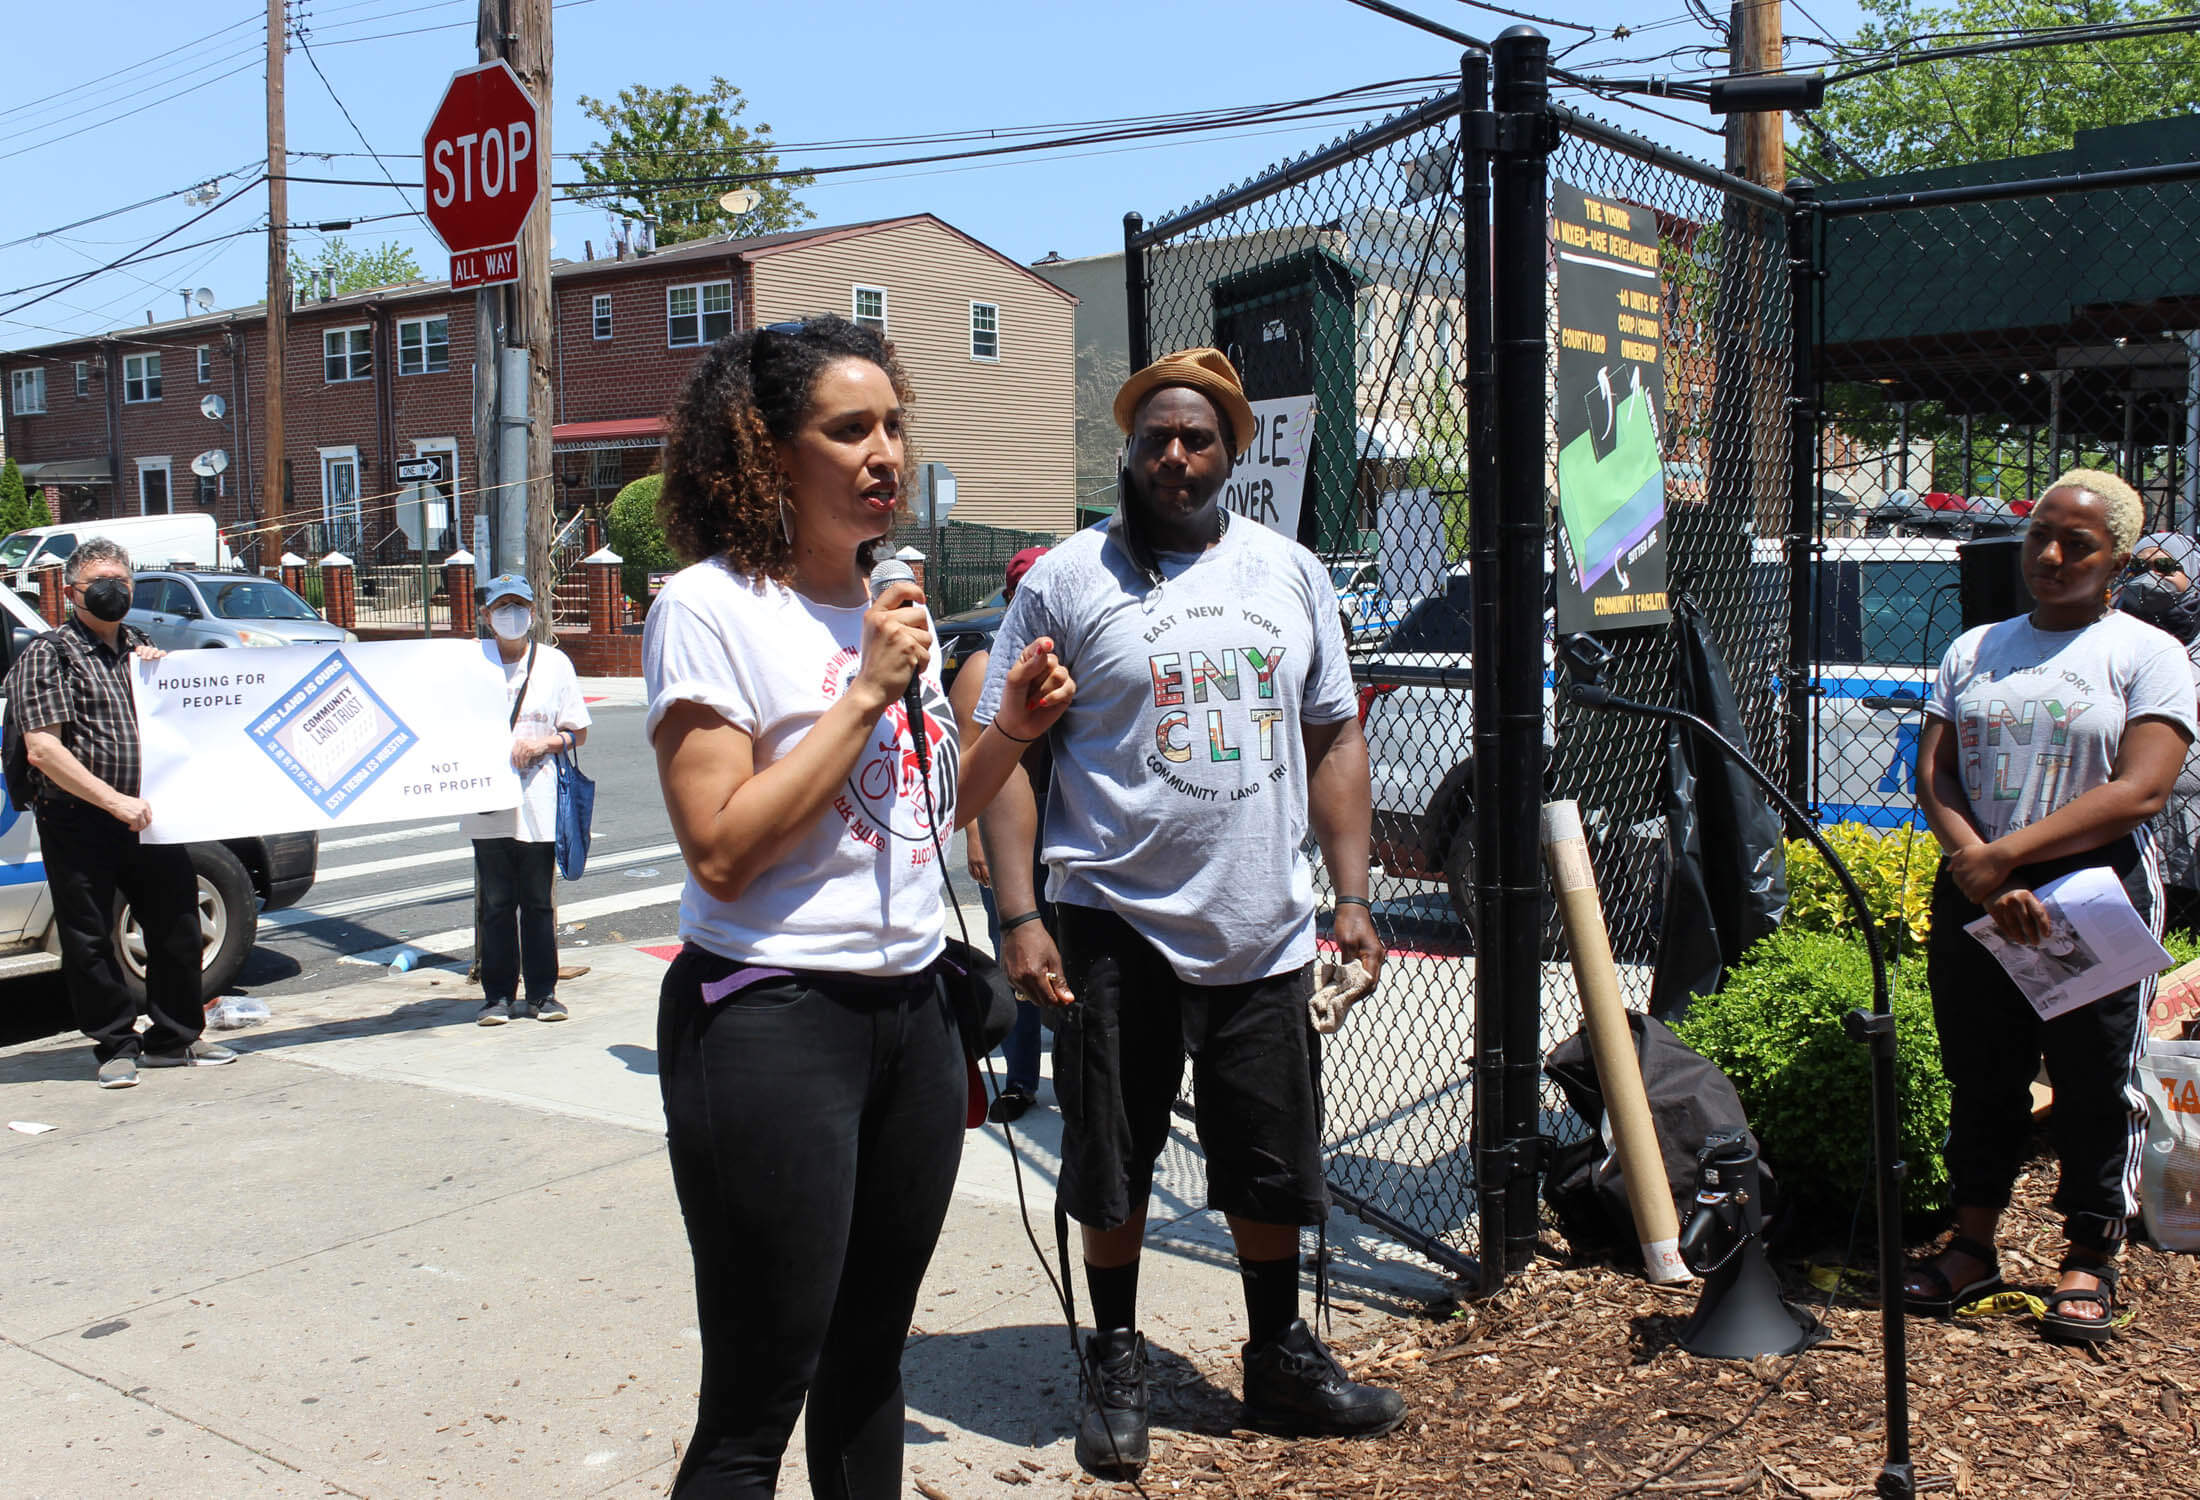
750, 220, 1076, 534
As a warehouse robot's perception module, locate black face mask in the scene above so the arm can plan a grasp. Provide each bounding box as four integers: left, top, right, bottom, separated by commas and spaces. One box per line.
2119, 572, 2200, 645
77, 576, 131, 623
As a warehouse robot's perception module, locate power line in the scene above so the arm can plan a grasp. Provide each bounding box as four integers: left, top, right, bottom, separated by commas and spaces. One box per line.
292, 18, 426, 226
0, 162, 261, 253
0, 177, 266, 319
0, 10, 258, 125
0, 55, 262, 165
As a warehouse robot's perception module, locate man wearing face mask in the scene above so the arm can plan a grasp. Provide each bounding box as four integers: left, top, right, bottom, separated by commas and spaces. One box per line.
460, 574, 590, 1025
4, 537, 230, 1088
2120, 532, 2200, 925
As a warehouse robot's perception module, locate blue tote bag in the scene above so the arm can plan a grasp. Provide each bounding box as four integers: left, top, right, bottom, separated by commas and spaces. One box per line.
554, 749, 596, 880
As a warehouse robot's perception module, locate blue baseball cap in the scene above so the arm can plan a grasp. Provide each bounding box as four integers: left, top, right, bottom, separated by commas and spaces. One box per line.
482, 573, 534, 605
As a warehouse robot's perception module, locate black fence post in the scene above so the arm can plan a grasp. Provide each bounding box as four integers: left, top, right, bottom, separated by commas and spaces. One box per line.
1490, 24, 1552, 1275
1460, 45, 1503, 1297
1123, 212, 1151, 373
1784, 183, 1821, 826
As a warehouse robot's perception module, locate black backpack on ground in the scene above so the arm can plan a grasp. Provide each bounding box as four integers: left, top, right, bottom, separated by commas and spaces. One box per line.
1541, 1011, 1776, 1253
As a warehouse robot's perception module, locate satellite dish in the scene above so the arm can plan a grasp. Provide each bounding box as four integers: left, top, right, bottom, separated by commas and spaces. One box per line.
190, 449, 229, 478
192, 287, 215, 312
717, 188, 759, 215
200, 393, 226, 421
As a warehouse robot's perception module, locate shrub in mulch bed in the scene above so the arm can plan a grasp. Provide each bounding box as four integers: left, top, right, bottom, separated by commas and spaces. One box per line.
1142, 1156, 2200, 1499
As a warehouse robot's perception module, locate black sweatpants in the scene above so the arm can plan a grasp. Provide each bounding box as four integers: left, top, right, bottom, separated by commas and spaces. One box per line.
38, 800, 204, 1064
473, 837, 556, 1006
656, 946, 965, 1500
1927, 837, 2159, 1254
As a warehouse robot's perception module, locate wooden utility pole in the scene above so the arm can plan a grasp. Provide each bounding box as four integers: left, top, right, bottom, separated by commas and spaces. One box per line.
474, 0, 555, 630
265, 0, 288, 555
1726, 0, 1787, 191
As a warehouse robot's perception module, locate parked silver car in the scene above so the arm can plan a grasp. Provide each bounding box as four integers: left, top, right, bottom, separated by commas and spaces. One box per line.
128, 570, 354, 651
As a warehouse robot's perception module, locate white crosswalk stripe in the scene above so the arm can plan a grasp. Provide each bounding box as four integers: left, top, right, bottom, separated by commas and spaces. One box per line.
313, 843, 477, 884
264, 840, 683, 931
318, 820, 463, 853
338, 883, 690, 966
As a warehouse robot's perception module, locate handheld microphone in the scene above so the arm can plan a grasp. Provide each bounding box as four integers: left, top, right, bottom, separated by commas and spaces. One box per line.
867, 557, 931, 782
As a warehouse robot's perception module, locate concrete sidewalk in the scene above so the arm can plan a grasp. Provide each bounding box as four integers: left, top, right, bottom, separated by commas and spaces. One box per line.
1, 936, 1451, 1498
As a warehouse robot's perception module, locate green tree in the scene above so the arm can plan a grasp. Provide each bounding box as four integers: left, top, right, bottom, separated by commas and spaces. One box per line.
23, 488, 51, 529
287, 238, 423, 296
0, 456, 29, 536
1794, 0, 2200, 180
572, 78, 813, 246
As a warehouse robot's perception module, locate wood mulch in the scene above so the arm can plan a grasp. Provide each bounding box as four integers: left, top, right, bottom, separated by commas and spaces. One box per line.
1132, 1156, 2200, 1499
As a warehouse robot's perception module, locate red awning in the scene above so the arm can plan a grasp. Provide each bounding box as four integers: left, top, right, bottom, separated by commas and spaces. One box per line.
550, 417, 664, 452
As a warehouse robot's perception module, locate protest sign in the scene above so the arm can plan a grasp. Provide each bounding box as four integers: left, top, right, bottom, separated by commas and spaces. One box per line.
1553, 180, 1671, 635
136, 640, 520, 844
1222, 395, 1318, 537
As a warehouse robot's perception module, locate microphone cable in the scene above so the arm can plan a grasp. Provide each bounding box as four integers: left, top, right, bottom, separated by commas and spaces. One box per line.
908, 656, 1154, 1498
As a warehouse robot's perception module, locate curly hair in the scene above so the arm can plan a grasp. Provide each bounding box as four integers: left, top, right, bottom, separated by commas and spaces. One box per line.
657, 314, 915, 581
2046, 467, 2145, 556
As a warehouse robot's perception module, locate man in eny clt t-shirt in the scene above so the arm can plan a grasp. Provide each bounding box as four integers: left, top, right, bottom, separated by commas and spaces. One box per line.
975, 348, 1403, 1478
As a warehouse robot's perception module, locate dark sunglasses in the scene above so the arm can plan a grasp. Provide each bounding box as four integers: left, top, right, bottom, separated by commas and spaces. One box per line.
2131, 555, 2187, 577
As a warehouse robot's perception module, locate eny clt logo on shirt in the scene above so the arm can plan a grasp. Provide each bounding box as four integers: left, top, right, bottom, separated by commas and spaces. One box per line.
1142, 638, 1295, 804
1956, 694, 2095, 806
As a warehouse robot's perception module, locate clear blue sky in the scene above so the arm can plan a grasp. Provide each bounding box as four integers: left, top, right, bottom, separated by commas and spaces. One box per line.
1, 0, 1867, 349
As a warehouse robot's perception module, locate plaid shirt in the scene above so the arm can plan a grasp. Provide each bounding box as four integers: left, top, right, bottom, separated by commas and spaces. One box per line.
8, 617, 149, 809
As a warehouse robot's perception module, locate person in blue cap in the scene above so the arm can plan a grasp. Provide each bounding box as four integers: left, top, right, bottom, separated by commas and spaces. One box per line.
462, 572, 591, 1024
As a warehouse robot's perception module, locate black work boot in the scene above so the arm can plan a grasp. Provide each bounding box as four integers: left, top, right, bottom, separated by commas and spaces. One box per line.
1074, 1327, 1150, 1478
1242, 1319, 1407, 1438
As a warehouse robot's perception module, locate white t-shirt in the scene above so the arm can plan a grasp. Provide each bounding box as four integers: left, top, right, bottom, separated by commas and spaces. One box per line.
974, 515, 1357, 984
460, 640, 590, 844
1925, 610, 2198, 845
642, 557, 955, 974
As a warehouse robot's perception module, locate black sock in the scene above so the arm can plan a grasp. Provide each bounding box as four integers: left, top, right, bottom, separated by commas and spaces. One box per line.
1085, 1258, 1141, 1334
1239, 1253, 1300, 1347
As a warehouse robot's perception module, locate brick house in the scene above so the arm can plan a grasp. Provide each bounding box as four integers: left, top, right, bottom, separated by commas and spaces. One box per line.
0, 214, 1078, 563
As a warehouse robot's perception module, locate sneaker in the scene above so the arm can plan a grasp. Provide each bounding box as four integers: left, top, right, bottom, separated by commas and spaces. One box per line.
140, 1039, 238, 1068
987, 1086, 1035, 1124
1241, 1319, 1406, 1438
478, 999, 512, 1026
96, 1054, 139, 1089
1073, 1328, 1150, 1478
532, 997, 568, 1023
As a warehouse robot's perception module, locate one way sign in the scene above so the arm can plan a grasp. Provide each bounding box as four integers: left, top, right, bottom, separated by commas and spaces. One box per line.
395, 458, 443, 482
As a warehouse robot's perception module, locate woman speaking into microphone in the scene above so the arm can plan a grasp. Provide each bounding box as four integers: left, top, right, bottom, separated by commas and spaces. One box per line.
643, 315, 1073, 1499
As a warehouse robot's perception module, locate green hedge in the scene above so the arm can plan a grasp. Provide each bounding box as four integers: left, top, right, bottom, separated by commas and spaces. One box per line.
607, 474, 674, 608
1673, 927, 1951, 1222
1783, 822, 1940, 958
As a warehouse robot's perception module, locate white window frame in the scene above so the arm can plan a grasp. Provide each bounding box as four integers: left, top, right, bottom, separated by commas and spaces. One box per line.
852, 284, 888, 334
589, 448, 624, 492
196, 345, 212, 383
591, 293, 613, 340
396, 315, 449, 376
323, 325, 372, 384
969, 301, 1000, 362
122, 352, 161, 404
8, 367, 45, 415
666, 280, 734, 348
73, 361, 88, 397
136, 456, 174, 516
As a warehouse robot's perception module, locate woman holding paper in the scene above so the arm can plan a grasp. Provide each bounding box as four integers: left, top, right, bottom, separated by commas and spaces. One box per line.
1907, 470, 2196, 1343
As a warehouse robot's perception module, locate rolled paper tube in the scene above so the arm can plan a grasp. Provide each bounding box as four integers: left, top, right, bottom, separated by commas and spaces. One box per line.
1540, 799, 1690, 1285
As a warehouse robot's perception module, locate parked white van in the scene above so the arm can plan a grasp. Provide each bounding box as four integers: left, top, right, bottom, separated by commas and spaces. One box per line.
0, 514, 236, 602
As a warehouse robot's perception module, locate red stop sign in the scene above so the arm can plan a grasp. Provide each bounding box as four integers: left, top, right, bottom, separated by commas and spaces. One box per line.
422, 60, 541, 254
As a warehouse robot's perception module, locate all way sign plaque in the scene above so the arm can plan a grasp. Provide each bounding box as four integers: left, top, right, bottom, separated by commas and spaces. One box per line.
421, 60, 541, 290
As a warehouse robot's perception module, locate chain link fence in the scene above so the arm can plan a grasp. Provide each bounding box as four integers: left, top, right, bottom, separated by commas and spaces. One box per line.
903, 519, 1063, 616
1133, 81, 1485, 1272
1805, 138, 2200, 881
1127, 42, 1806, 1282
